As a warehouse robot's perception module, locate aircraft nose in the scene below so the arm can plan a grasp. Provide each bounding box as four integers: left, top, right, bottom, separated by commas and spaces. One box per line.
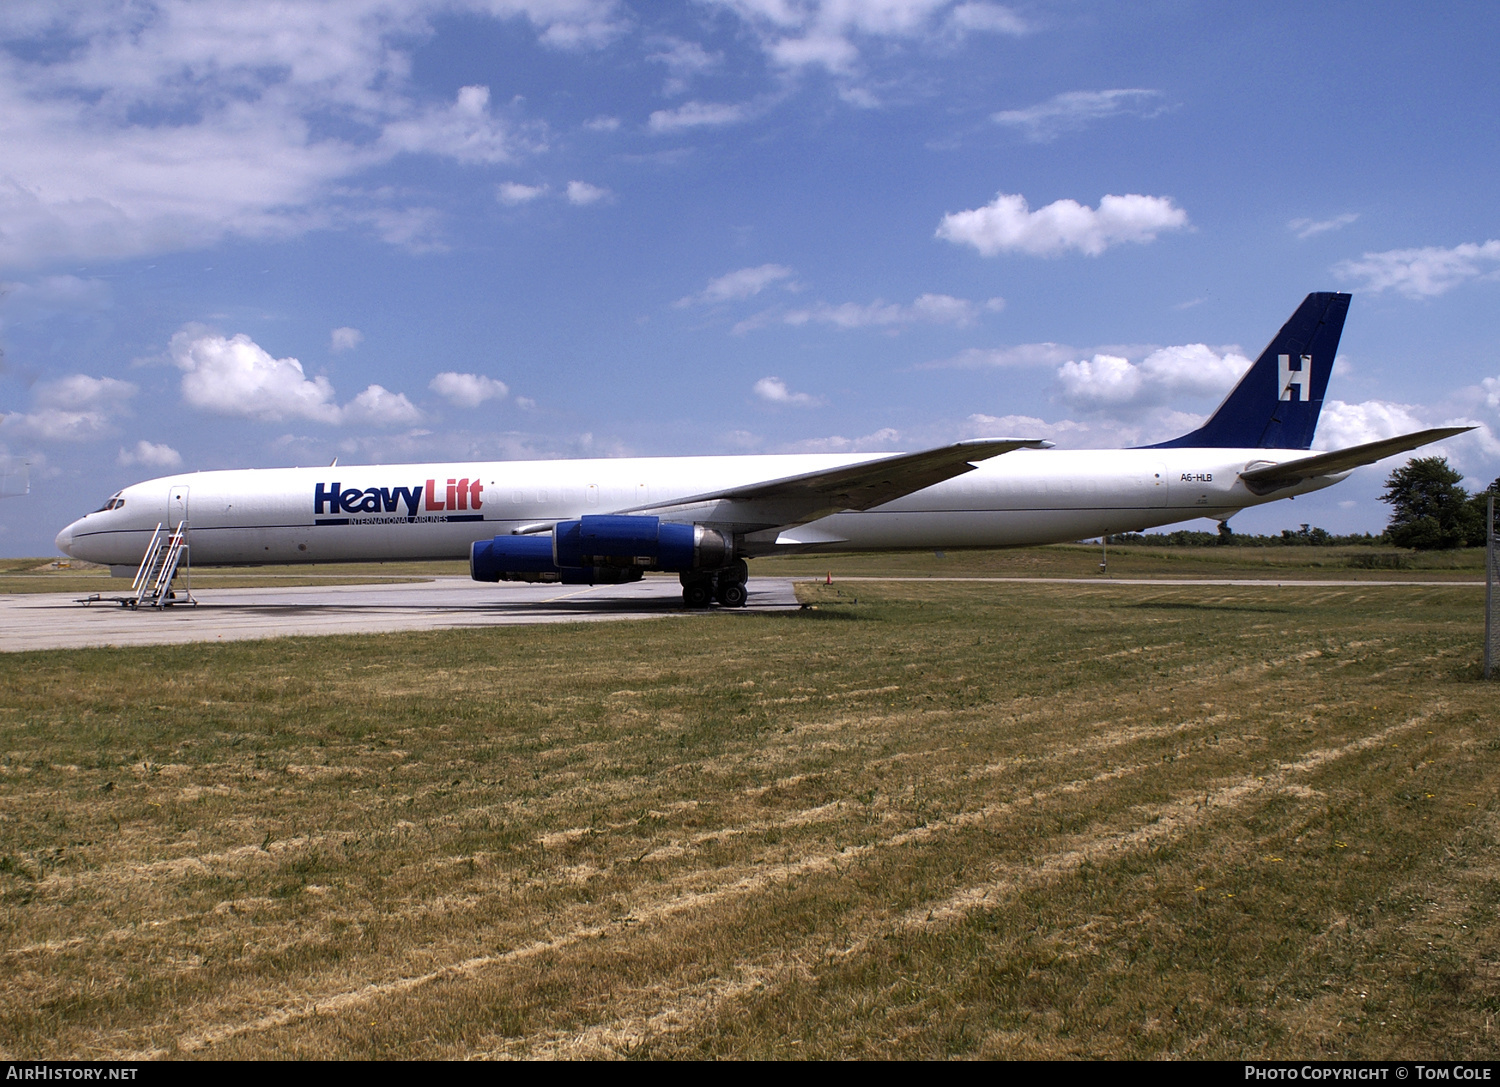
55, 521, 76, 556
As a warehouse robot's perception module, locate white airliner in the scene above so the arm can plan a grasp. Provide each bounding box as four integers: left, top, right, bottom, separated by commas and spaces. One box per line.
55, 293, 1466, 607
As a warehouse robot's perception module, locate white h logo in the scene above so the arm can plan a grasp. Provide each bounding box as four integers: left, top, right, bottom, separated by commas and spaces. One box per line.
1279, 353, 1311, 402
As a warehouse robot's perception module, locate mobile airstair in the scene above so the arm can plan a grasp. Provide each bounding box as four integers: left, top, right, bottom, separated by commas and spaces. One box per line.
127, 521, 195, 608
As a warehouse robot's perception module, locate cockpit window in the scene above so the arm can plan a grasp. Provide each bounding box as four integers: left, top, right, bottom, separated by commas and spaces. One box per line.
93, 493, 125, 513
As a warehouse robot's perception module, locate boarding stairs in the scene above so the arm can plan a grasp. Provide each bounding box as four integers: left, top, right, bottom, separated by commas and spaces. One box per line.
128, 521, 194, 608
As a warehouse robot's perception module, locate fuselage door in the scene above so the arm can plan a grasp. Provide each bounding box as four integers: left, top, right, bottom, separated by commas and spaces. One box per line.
168, 485, 190, 528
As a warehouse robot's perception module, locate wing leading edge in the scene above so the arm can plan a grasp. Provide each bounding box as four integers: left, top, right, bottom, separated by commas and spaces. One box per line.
621, 438, 1049, 532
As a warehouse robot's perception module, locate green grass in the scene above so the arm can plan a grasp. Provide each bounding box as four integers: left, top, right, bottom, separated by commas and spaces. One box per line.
0, 570, 1496, 1059
0, 558, 469, 595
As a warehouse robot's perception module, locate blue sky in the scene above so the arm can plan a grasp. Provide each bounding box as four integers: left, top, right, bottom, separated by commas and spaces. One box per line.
3, 1, 1499, 555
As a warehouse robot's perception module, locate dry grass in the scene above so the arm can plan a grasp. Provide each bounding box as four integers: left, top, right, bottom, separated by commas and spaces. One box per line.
0, 575, 1496, 1059
759, 543, 1487, 580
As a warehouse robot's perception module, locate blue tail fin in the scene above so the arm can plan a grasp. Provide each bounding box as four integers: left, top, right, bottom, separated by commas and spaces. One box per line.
1148, 292, 1350, 450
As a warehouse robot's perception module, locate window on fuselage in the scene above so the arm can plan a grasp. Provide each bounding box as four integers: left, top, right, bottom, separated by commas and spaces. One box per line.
94, 493, 124, 513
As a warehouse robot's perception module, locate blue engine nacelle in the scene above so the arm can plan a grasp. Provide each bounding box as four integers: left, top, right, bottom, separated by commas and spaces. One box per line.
469, 534, 640, 584
469, 515, 731, 584
553, 515, 729, 571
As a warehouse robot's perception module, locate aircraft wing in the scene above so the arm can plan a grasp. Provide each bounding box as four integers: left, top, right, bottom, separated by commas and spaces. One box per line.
621, 438, 1049, 531
1238, 426, 1474, 494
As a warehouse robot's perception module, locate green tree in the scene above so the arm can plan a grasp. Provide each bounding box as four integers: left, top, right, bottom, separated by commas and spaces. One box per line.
1381, 457, 1476, 549
1463, 476, 1500, 547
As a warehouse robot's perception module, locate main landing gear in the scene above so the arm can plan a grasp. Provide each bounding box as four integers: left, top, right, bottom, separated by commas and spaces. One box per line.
681, 560, 749, 609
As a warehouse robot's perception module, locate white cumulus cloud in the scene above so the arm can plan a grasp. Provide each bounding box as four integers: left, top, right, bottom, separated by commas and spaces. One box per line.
341, 384, 424, 427
947, 2, 1029, 34
753, 376, 822, 407
739, 293, 1002, 333
170, 328, 419, 427
992, 89, 1164, 142
1056, 354, 1139, 407
0, 275, 113, 323
379, 84, 532, 165
648, 37, 721, 96
786, 294, 1001, 329
923, 343, 1074, 369
649, 101, 750, 132
1333, 240, 1500, 298
783, 427, 901, 453
937, 192, 1189, 257
0, 410, 120, 443
961, 409, 1206, 450
0, 373, 137, 442
680, 264, 796, 306
1056, 344, 1251, 412
33, 375, 138, 412
172, 330, 340, 424
330, 327, 363, 353
497, 181, 549, 205
1288, 213, 1358, 239
1312, 399, 1430, 450
710, 1, 1026, 77
118, 440, 183, 468
430, 372, 510, 408
0, 3, 622, 268
565, 180, 612, 205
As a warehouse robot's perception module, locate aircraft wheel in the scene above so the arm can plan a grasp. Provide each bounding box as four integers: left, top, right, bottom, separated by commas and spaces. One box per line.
717, 581, 748, 608
683, 582, 713, 609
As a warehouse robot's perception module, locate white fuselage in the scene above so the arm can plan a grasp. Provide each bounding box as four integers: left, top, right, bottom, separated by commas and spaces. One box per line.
55, 448, 1345, 570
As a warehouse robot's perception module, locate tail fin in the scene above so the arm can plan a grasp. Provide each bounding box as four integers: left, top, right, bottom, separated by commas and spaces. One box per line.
1148, 291, 1350, 450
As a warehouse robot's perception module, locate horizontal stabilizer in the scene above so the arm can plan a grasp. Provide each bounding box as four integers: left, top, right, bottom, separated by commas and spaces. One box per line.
1238, 426, 1474, 494
630, 438, 1048, 528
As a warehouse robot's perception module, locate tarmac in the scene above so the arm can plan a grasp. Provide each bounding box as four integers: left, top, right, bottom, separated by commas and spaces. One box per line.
0, 576, 802, 652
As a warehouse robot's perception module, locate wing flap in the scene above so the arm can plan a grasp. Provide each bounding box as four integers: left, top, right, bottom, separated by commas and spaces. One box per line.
1239, 426, 1473, 494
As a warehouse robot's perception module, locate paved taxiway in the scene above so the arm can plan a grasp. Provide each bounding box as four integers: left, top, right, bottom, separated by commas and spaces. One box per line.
0, 576, 801, 652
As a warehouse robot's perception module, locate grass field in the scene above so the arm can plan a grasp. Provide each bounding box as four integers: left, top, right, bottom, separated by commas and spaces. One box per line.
756, 542, 1488, 580
0, 561, 1497, 1059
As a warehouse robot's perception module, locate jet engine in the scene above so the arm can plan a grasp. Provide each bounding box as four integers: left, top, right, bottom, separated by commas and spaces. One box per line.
469, 515, 733, 584
552, 515, 729, 571
469, 534, 639, 584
